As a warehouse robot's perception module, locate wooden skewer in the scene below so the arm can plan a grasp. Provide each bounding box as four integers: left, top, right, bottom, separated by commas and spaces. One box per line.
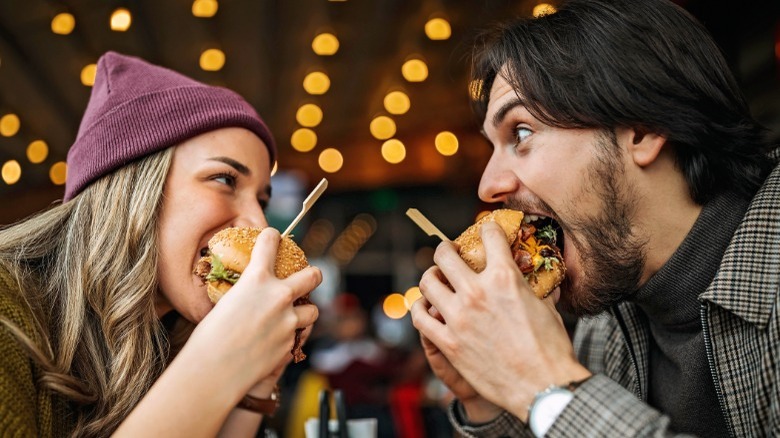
282, 178, 328, 237
406, 208, 451, 242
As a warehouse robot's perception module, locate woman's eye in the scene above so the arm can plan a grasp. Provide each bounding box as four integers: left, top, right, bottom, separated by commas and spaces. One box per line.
213, 173, 237, 187
515, 126, 532, 143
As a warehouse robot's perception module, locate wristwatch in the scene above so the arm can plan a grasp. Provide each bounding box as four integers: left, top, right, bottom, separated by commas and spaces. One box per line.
237, 385, 281, 416
528, 385, 574, 437
528, 376, 591, 437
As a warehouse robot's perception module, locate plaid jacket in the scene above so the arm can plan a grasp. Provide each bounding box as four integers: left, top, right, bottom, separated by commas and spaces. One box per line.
452, 159, 780, 437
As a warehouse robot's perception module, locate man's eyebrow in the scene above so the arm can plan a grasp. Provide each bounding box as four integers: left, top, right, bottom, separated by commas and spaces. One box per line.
208, 156, 251, 175
491, 97, 525, 129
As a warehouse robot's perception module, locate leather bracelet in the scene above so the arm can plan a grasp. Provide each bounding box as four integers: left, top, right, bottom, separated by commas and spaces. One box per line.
237, 385, 281, 416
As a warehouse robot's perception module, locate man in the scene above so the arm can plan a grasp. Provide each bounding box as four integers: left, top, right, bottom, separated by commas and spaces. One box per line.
410, 0, 779, 436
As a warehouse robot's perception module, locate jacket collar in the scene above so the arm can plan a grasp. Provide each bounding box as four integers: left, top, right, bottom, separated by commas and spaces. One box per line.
699, 155, 780, 329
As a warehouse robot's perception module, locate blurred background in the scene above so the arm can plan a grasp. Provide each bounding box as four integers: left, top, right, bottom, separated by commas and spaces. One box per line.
1, 0, 778, 436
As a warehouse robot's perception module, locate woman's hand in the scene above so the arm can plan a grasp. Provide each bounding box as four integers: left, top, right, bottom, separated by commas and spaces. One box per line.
188, 227, 321, 397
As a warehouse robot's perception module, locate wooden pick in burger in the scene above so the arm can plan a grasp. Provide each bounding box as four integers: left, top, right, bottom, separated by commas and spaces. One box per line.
282, 178, 328, 237
406, 208, 451, 242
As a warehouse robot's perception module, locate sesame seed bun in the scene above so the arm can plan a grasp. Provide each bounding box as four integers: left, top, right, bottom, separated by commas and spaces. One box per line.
453, 209, 565, 299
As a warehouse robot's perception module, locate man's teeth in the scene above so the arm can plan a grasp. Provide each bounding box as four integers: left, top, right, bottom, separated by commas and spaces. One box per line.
523, 214, 541, 223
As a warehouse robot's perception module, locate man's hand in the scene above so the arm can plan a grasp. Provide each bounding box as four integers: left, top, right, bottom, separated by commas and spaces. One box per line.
412, 298, 503, 422
411, 221, 591, 422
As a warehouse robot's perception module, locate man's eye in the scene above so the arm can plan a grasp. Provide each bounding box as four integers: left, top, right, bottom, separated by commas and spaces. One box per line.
515, 127, 532, 143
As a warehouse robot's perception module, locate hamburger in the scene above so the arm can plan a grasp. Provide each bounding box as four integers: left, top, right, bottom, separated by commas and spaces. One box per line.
194, 227, 310, 362
455, 209, 565, 299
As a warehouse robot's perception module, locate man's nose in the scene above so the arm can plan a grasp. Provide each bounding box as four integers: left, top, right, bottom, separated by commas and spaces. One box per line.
478, 154, 521, 204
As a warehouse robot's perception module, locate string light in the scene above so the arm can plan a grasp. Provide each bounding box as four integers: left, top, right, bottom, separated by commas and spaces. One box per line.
1, 160, 21, 185
404, 287, 422, 309
27, 140, 49, 164
296, 104, 323, 128
0, 114, 20, 137
49, 162, 67, 185
318, 148, 343, 173
51, 13, 75, 35
110, 8, 132, 31
369, 116, 396, 140
533, 3, 557, 17
383, 91, 410, 115
291, 128, 317, 152
303, 71, 330, 95
401, 59, 428, 82
81, 64, 97, 86
312, 33, 339, 56
200, 49, 225, 71
381, 139, 406, 164
192, 0, 218, 17
425, 18, 451, 40
435, 131, 459, 156
383, 293, 408, 319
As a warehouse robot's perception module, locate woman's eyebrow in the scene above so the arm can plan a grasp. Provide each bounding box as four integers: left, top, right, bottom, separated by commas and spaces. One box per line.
208, 156, 251, 175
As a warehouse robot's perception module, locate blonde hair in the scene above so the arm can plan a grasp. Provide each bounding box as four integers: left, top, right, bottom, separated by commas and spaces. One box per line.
0, 147, 193, 436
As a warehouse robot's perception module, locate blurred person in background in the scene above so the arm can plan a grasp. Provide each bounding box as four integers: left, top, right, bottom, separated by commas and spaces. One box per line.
412, 0, 779, 436
0, 51, 320, 436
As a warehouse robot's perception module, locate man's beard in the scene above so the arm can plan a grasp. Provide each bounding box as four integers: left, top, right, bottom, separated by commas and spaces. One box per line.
510, 132, 647, 316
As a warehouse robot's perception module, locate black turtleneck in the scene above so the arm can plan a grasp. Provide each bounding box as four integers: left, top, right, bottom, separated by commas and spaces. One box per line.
628, 191, 749, 437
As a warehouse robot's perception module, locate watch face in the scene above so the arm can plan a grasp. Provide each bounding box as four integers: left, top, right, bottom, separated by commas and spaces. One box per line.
529, 388, 574, 437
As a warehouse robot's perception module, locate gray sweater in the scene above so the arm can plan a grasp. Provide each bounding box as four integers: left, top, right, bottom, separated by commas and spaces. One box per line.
629, 191, 748, 437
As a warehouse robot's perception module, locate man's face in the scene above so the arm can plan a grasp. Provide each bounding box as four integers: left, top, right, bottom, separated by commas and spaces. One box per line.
479, 74, 647, 315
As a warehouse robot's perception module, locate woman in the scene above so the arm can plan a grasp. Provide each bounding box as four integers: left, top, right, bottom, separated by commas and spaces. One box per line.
0, 51, 321, 436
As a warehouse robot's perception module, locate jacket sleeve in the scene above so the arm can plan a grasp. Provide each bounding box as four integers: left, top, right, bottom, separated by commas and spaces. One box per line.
0, 321, 40, 437
546, 374, 700, 437
447, 399, 532, 438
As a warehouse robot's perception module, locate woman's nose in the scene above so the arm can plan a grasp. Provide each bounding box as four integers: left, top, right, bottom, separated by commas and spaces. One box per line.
478, 153, 521, 204
233, 200, 268, 229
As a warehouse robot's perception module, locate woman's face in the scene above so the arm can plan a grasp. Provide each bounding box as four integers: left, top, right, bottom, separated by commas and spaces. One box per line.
156, 127, 272, 322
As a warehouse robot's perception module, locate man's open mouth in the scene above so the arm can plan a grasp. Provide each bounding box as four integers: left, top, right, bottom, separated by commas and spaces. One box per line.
523, 214, 565, 257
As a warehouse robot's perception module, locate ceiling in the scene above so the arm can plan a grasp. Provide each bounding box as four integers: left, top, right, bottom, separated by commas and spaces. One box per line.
1, 0, 779, 224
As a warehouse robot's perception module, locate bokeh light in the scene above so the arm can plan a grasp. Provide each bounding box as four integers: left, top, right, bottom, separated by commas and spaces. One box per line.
110, 8, 132, 31
51, 13, 75, 35
49, 162, 67, 185
533, 3, 557, 17
312, 33, 339, 56
81, 64, 97, 86
402, 59, 428, 82
303, 71, 331, 95
369, 116, 396, 140
435, 131, 459, 156
384, 91, 410, 115
383, 293, 408, 319
296, 104, 323, 128
0, 114, 20, 137
318, 148, 343, 173
425, 18, 451, 40
1, 160, 21, 185
381, 139, 406, 164
27, 140, 48, 164
200, 49, 225, 71
192, 0, 218, 17
291, 128, 317, 152
404, 287, 422, 309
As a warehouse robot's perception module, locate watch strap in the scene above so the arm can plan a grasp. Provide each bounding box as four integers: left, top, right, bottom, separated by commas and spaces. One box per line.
237, 385, 281, 416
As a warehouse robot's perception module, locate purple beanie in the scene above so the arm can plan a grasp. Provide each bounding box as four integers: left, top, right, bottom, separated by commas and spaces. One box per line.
64, 51, 276, 201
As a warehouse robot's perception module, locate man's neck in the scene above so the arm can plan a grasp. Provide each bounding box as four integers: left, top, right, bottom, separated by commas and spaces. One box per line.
631, 150, 703, 287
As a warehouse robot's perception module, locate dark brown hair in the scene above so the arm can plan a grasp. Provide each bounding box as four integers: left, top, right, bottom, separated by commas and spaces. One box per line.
471, 0, 773, 204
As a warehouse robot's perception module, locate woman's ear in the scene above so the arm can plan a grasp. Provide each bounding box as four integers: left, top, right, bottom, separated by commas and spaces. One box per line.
625, 128, 667, 167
